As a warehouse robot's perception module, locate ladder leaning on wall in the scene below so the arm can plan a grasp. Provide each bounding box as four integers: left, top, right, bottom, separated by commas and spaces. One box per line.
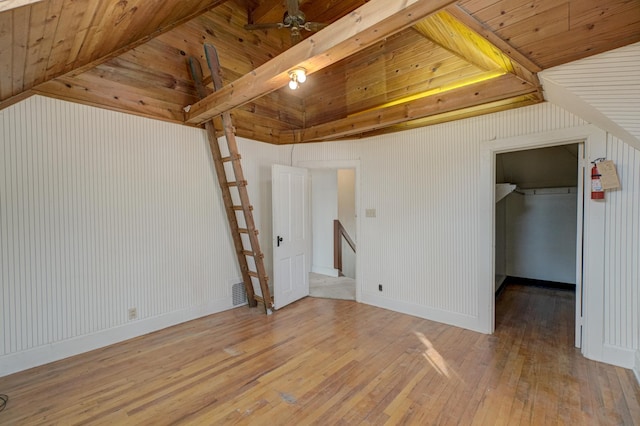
187, 44, 273, 314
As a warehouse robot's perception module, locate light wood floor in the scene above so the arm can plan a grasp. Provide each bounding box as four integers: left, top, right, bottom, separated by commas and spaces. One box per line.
1, 284, 639, 425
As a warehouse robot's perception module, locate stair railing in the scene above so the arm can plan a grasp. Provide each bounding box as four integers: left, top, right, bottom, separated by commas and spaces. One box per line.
333, 219, 356, 276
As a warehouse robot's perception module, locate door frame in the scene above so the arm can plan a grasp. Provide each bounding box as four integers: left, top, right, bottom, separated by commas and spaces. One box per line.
478, 125, 607, 360
297, 159, 361, 302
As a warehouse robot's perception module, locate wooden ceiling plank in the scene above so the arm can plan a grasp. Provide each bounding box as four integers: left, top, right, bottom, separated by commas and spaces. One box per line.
446, 4, 542, 72
89, 60, 199, 104
186, 0, 459, 125
22, 0, 63, 88
516, 19, 640, 69
63, 0, 103, 73
302, 40, 487, 127
250, 0, 285, 24
35, 76, 188, 122
95, 0, 193, 65
480, 0, 563, 30
11, 5, 29, 94
282, 74, 536, 143
74, 0, 143, 68
495, 3, 570, 48
302, 0, 368, 26
64, 0, 229, 79
44, 0, 99, 79
356, 93, 542, 140
0, 10, 13, 99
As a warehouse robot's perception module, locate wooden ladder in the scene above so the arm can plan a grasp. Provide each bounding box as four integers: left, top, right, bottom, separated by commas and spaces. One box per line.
188, 44, 273, 314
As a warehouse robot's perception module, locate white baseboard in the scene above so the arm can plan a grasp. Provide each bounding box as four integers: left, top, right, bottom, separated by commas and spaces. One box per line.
311, 265, 339, 277
601, 344, 636, 369
0, 297, 235, 378
360, 291, 485, 334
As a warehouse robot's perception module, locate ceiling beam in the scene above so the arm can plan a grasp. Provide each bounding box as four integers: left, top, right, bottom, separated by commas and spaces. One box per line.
279, 74, 538, 143
445, 4, 542, 74
185, 0, 458, 125
414, 10, 541, 89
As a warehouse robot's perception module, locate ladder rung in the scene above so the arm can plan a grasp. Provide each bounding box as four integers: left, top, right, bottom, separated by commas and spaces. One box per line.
242, 251, 263, 259
221, 154, 241, 162
227, 180, 247, 187
253, 295, 274, 304
232, 205, 253, 211
248, 271, 268, 281
238, 228, 259, 235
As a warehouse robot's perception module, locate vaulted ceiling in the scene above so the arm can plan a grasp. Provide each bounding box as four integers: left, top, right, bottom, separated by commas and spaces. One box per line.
1, 0, 639, 144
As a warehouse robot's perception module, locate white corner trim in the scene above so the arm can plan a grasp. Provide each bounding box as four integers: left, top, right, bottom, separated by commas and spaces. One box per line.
635, 350, 640, 385
0, 297, 234, 378
540, 76, 640, 151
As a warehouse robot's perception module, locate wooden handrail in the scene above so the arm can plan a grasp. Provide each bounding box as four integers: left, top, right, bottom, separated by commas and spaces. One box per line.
334, 219, 356, 275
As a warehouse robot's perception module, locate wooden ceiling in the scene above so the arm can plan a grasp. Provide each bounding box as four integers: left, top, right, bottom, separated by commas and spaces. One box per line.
1, 0, 639, 144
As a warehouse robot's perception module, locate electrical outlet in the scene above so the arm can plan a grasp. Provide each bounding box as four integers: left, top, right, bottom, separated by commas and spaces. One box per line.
378, 284, 383, 292
128, 307, 137, 320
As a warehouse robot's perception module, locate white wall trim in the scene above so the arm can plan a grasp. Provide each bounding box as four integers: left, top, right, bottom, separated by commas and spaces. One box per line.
0, 298, 234, 378
360, 292, 484, 333
297, 159, 361, 302
635, 350, 640, 385
596, 344, 637, 370
479, 125, 610, 361
540, 76, 640, 151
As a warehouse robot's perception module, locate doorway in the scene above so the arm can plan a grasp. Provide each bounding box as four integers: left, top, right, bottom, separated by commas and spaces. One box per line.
298, 160, 361, 302
494, 143, 584, 347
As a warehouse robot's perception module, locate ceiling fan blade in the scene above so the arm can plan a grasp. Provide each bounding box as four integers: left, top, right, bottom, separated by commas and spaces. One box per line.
286, 0, 300, 17
244, 22, 285, 30
303, 22, 327, 32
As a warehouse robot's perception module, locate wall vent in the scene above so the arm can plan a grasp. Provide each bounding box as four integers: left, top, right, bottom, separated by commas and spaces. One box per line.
232, 282, 248, 306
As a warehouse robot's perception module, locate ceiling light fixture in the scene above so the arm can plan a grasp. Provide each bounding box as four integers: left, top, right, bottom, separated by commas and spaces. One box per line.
288, 68, 307, 90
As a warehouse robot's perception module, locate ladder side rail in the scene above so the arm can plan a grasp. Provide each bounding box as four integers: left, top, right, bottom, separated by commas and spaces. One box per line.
188, 57, 257, 307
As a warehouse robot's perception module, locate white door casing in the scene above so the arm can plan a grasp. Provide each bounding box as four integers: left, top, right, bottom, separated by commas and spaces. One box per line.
479, 125, 606, 363
272, 165, 310, 309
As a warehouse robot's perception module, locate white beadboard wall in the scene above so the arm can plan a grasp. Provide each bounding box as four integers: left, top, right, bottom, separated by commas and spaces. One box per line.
604, 134, 640, 352
541, 42, 640, 143
291, 103, 588, 331
292, 103, 640, 368
2, 94, 639, 375
0, 96, 256, 375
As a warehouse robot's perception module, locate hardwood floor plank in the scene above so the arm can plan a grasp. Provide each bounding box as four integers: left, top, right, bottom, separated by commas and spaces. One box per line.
0, 287, 638, 424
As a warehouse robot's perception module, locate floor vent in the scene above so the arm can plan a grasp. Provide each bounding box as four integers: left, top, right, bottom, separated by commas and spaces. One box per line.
232, 282, 247, 306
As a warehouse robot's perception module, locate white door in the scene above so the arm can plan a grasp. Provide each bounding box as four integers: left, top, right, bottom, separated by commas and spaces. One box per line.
272, 164, 310, 309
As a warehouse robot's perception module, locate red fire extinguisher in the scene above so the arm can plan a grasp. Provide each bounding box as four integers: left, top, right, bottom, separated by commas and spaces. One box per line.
591, 160, 604, 200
